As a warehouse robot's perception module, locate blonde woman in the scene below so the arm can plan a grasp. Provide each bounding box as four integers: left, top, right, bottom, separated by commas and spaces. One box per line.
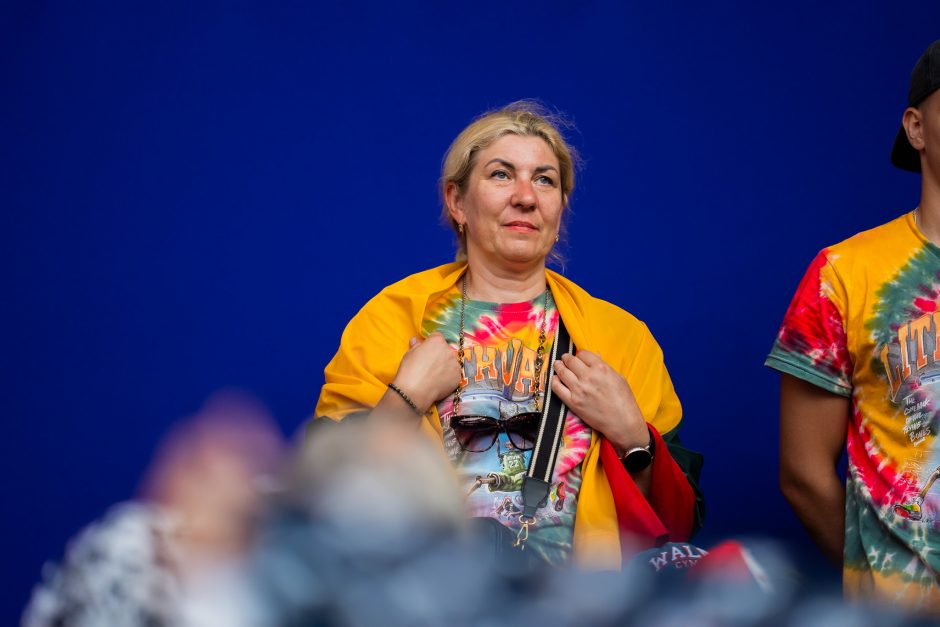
315, 101, 702, 568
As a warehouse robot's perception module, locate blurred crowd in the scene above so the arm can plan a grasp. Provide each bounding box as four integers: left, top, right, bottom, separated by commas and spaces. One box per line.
22, 394, 935, 626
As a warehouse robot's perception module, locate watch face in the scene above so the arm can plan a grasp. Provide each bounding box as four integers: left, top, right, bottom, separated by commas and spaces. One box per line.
624, 448, 653, 473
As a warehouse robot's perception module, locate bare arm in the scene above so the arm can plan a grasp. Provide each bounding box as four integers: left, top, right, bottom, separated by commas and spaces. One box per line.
779, 373, 850, 567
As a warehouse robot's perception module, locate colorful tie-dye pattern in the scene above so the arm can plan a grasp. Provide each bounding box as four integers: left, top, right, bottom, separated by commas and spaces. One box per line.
423, 287, 592, 565
766, 213, 940, 610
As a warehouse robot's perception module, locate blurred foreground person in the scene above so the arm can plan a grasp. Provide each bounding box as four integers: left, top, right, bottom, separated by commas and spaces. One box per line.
766, 40, 940, 611
24, 401, 929, 626
254, 417, 794, 626
22, 393, 285, 627
314, 101, 704, 568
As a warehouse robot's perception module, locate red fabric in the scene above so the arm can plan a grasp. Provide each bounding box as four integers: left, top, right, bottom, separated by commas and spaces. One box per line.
599, 425, 696, 550
689, 540, 751, 581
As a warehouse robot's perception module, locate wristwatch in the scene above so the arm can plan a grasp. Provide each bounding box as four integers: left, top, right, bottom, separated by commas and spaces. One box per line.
620, 425, 654, 473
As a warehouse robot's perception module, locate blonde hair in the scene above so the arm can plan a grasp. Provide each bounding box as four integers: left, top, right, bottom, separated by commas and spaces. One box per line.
440, 101, 578, 262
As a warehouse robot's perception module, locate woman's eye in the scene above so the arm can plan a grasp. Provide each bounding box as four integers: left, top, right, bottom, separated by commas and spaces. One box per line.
491, 170, 509, 180
536, 175, 556, 186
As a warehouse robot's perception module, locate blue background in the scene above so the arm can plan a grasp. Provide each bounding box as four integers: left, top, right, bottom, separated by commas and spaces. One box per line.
4, 1, 940, 621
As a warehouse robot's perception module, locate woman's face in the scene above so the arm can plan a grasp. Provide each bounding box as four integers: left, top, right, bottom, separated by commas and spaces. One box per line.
447, 134, 563, 274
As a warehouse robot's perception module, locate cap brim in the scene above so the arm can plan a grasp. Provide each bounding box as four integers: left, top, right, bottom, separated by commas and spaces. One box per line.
891, 125, 922, 172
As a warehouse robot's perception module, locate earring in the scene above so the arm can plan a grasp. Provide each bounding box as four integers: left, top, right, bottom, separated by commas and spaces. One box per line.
458, 223, 464, 236
554, 233, 560, 243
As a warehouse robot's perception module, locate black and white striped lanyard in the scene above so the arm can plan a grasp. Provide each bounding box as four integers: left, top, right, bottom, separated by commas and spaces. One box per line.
515, 316, 575, 549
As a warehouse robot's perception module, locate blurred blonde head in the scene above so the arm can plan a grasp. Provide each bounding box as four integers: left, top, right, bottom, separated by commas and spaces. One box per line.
289, 415, 464, 536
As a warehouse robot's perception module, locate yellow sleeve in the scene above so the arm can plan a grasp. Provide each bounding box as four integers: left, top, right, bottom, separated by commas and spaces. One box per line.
314, 289, 417, 421
623, 322, 683, 434
585, 299, 682, 433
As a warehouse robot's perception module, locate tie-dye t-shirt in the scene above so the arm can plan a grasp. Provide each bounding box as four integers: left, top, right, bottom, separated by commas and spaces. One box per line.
423, 286, 593, 565
766, 212, 940, 608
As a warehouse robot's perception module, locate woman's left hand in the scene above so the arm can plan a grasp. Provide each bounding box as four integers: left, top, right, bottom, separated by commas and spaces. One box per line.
551, 350, 649, 453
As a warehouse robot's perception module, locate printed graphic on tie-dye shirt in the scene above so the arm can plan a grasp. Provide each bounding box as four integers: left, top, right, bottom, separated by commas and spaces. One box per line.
865, 246, 940, 528
423, 287, 592, 565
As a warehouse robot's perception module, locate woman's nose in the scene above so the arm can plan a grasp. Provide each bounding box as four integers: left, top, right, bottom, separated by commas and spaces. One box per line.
512, 179, 537, 209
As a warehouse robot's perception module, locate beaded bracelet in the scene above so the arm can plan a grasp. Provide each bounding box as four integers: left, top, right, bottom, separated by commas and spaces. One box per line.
387, 383, 423, 416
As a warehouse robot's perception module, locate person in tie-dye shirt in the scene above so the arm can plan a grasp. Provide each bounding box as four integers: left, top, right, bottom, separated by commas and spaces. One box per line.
766, 40, 940, 610
315, 102, 704, 567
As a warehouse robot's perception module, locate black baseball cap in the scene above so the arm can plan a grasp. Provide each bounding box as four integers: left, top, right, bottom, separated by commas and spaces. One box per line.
891, 40, 940, 172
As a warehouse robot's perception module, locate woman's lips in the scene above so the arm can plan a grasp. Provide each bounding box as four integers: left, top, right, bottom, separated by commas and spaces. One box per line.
504, 221, 537, 232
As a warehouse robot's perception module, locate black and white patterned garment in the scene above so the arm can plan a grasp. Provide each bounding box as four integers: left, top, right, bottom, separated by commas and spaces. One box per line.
22, 503, 184, 627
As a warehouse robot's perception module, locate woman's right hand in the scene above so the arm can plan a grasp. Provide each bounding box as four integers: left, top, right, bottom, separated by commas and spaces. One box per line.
391, 333, 462, 413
